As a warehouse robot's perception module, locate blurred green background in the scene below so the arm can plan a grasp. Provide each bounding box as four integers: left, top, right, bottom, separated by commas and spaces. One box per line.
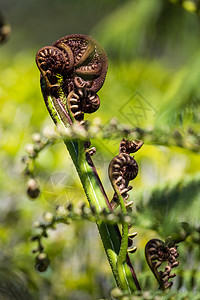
0, 0, 200, 299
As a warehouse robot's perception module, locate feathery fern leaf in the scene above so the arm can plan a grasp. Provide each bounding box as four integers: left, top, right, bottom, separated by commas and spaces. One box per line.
135, 172, 200, 234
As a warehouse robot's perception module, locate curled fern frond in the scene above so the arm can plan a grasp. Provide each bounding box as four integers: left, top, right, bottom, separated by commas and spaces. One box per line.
145, 238, 179, 290
109, 138, 143, 211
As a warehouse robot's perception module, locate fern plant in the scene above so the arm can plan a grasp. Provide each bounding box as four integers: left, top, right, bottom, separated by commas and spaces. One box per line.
22, 34, 190, 296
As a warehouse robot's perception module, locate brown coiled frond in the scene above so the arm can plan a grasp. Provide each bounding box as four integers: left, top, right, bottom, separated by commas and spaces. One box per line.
109, 138, 142, 255
67, 88, 100, 125
145, 239, 179, 290
119, 138, 143, 154
109, 153, 138, 206
36, 46, 68, 73
109, 138, 142, 210
36, 34, 107, 125
53, 34, 108, 94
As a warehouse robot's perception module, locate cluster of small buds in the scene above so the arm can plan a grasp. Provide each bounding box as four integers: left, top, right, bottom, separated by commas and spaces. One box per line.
31, 201, 137, 271
22, 119, 140, 170
32, 202, 136, 235
63, 201, 136, 225
23, 120, 137, 202
25, 128, 59, 159
88, 117, 102, 136
43, 211, 54, 223
57, 118, 131, 141
58, 117, 138, 141
31, 213, 54, 272
22, 127, 62, 200
22, 121, 199, 200
57, 123, 88, 140
101, 118, 133, 139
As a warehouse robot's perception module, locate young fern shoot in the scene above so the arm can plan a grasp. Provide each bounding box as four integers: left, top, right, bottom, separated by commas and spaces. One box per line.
35, 34, 141, 292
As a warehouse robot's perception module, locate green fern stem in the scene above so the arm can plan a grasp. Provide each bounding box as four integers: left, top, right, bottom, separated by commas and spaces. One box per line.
43, 91, 140, 292
65, 138, 136, 292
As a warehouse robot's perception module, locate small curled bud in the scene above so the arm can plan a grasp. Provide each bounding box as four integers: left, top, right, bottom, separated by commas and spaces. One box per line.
56, 205, 66, 216
43, 126, 58, 139
32, 133, 42, 143
71, 123, 87, 138
110, 287, 123, 298
106, 213, 118, 223
57, 124, 72, 138
92, 117, 102, 127
33, 221, 40, 228
27, 178, 40, 199
109, 118, 118, 127
35, 253, 50, 272
43, 212, 54, 223
145, 239, 179, 290
25, 143, 36, 157
124, 215, 131, 224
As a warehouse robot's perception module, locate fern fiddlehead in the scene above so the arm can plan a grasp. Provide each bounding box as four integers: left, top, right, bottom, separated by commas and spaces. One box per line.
67, 88, 100, 125
109, 138, 143, 288
36, 34, 141, 292
145, 238, 179, 290
109, 138, 143, 210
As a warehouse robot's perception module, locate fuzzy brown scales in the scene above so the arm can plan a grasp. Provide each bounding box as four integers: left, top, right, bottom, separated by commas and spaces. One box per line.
145, 239, 179, 290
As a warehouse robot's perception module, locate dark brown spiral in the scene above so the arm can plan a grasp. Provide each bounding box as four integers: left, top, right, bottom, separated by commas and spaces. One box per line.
36, 46, 69, 85
109, 139, 142, 254
109, 153, 138, 207
119, 138, 143, 154
53, 34, 107, 92
36, 34, 107, 124
36, 34, 108, 95
67, 88, 100, 125
109, 137, 142, 210
145, 239, 179, 290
